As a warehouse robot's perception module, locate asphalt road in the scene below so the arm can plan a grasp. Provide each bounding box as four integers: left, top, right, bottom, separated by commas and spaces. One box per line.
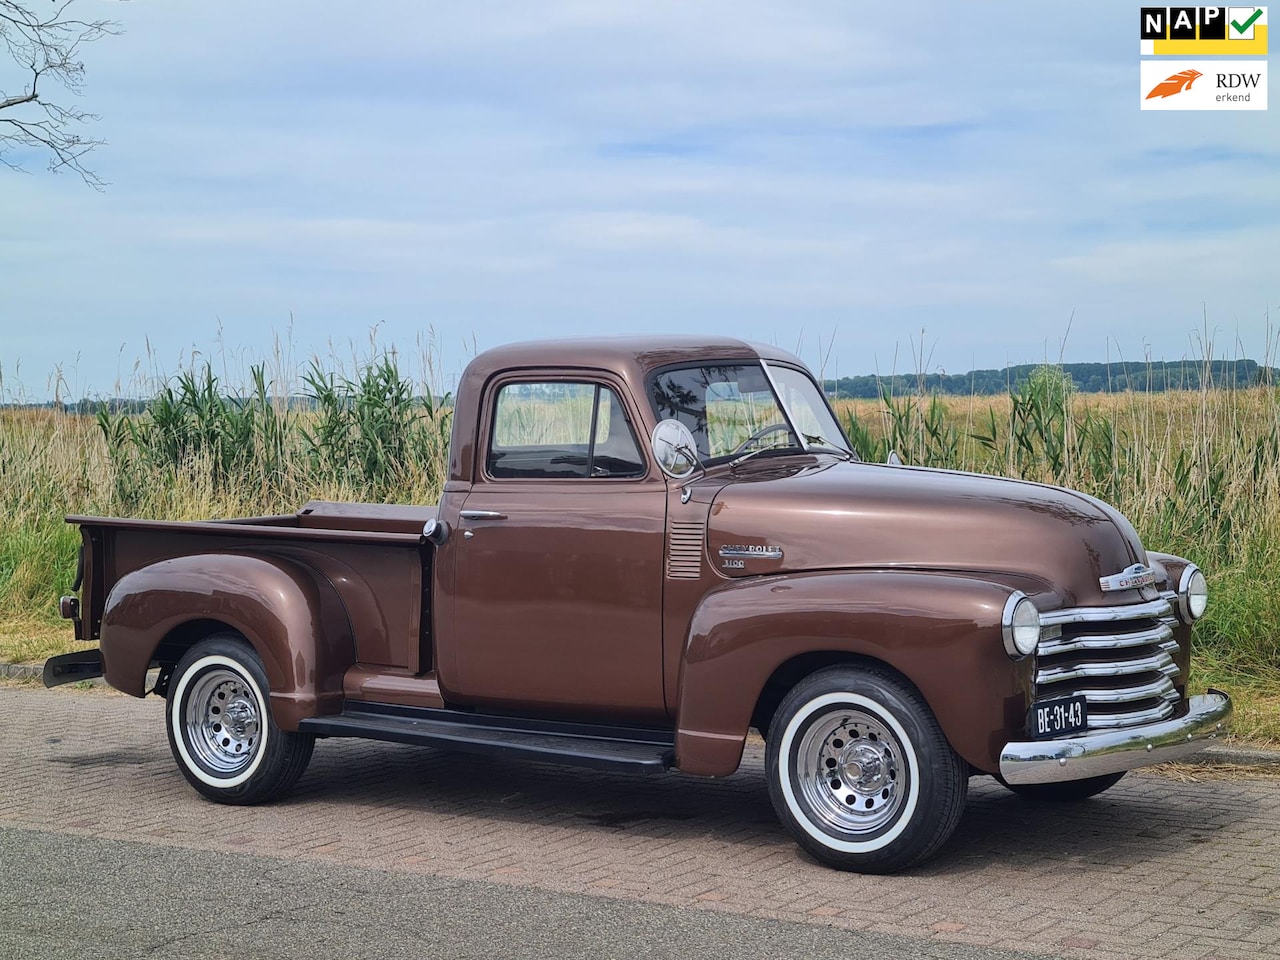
0, 828, 1036, 960
3, 685, 1280, 960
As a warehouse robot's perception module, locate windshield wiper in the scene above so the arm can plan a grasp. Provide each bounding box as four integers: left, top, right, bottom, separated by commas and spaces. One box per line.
805, 438, 857, 462
729, 446, 803, 469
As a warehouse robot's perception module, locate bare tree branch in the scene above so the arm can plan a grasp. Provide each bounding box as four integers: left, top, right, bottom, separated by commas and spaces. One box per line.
0, 0, 121, 189
0, 88, 37, 109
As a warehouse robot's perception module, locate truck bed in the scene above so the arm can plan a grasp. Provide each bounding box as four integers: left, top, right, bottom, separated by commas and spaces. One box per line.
67, 501, 436, 674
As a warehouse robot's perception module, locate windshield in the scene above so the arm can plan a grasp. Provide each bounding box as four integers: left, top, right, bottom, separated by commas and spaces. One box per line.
648, 361, 852, 464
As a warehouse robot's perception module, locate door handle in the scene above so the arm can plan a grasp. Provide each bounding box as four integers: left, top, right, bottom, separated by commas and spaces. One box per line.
459, 510, 508, 520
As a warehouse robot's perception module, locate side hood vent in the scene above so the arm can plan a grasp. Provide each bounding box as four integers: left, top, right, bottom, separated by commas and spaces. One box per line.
667, 520, 705, 579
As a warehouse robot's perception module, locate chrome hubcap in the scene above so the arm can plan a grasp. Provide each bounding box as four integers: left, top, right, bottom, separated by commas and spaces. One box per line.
183, 668, 261, 776
796, 708, 908, 836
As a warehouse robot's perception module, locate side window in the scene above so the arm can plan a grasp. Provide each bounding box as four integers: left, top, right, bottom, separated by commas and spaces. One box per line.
488, 382, 646, 480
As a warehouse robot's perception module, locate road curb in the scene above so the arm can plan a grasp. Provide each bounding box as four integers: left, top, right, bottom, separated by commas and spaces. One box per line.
0, 662, 43, 681
0, 661, 109, 685
1182, 743, 1280, 767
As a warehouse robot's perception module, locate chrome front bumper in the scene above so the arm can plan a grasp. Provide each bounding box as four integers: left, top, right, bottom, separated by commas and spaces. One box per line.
999, 690, 1232, 785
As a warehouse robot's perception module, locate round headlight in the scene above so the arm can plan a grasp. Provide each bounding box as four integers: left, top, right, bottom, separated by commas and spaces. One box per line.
1002, 592, 1041, 658
1178, 565, 1208, 622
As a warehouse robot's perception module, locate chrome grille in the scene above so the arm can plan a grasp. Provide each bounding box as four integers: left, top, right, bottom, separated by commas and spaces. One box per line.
667, 521, 704, 579
1036, 598, 1181, 731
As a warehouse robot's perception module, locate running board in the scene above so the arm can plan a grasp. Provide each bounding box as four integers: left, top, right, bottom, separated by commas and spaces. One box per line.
299, 703, 676, 774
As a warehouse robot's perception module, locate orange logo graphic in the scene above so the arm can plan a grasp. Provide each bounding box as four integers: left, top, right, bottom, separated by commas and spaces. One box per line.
1145, 68, 1204, 99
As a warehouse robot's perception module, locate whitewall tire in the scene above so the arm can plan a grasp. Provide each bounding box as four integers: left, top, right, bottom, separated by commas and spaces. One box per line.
165, 634, 313, 804
765, 666, 967, 873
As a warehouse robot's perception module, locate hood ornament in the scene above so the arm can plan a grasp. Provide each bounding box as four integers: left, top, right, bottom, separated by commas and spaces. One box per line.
1099, 563, 1157, 592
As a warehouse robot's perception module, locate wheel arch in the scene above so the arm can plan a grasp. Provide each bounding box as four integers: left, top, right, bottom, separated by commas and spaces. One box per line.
750, 651, 924, 740
673, 570, 1031, 777
151, 618, 242, 695
99, 553, 355, 730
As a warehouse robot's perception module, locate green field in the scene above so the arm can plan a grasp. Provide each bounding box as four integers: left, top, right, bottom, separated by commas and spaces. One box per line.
3, 358, 1277, 741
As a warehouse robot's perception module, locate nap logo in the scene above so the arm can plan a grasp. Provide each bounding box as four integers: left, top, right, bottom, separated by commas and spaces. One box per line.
1140, 6, 1268, 54
1140, 58, 1268, 108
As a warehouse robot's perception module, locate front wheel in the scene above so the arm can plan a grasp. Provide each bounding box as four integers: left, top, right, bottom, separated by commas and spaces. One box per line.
166, 634, 314, 805
766, 666, 967, 874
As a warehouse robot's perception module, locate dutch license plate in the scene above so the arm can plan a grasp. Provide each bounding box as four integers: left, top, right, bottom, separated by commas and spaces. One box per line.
1029, 694, 1088, 740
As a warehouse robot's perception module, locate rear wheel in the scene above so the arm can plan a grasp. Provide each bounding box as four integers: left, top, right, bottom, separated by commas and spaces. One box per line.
765, 666, 967, 874
1005, 772, 1125, 802
165, 634, 313, 804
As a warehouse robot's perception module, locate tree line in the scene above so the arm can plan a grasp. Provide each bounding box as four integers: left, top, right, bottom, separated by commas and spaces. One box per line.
824, 360, 1275, 399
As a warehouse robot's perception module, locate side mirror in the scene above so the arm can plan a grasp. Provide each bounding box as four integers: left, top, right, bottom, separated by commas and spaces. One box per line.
650, 419, 700, 480
886, 450, 903, 466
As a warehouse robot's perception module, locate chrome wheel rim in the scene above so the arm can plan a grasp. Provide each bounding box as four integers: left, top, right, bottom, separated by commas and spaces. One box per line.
182, 667, 261, 777
794, 707, 909, 836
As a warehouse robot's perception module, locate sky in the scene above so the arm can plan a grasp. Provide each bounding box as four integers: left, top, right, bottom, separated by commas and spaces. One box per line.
1, 1, 1277, 400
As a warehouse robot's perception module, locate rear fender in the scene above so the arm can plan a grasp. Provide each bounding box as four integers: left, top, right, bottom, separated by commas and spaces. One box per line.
100, 553, 354, 730
673, 571, 1031, 776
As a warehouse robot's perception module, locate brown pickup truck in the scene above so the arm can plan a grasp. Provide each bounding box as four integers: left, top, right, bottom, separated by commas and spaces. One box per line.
45, 336, 1231, 873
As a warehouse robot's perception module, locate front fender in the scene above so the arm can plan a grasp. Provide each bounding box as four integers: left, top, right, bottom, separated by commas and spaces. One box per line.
100, 553, 354, 730
674, 571, 1032, 776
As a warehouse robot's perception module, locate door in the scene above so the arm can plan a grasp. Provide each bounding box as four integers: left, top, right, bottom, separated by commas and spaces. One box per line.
450, 375, 668, 719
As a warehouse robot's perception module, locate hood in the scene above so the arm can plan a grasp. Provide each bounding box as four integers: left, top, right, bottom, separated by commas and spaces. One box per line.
704, 457, 1149, 609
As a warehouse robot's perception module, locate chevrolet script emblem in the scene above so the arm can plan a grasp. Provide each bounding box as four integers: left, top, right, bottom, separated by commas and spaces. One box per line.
718, 544, 784, 559
1099, 563, 1157, 592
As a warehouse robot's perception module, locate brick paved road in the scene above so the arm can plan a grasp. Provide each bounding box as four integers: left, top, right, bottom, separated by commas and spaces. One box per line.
2, 686, 1278, 959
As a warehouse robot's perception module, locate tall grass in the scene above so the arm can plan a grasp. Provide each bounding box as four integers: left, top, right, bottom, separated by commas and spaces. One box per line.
0, 352, 451, 625
93, 356, 452, 511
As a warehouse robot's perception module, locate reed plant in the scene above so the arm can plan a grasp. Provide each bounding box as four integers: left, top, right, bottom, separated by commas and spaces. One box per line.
0, 350, 452, 628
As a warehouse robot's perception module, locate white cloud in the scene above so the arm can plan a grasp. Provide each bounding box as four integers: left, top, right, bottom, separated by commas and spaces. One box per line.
1, 0, 1276, 399
1053, 229, 1279, 286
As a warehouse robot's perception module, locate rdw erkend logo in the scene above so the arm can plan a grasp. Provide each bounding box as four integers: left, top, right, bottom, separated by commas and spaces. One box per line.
1145, 68, 1204, 98
1139, 59, 1268, 109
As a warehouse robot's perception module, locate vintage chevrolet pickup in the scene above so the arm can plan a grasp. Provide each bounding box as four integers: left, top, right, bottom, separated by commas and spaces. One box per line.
45, 336, 1231, 873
